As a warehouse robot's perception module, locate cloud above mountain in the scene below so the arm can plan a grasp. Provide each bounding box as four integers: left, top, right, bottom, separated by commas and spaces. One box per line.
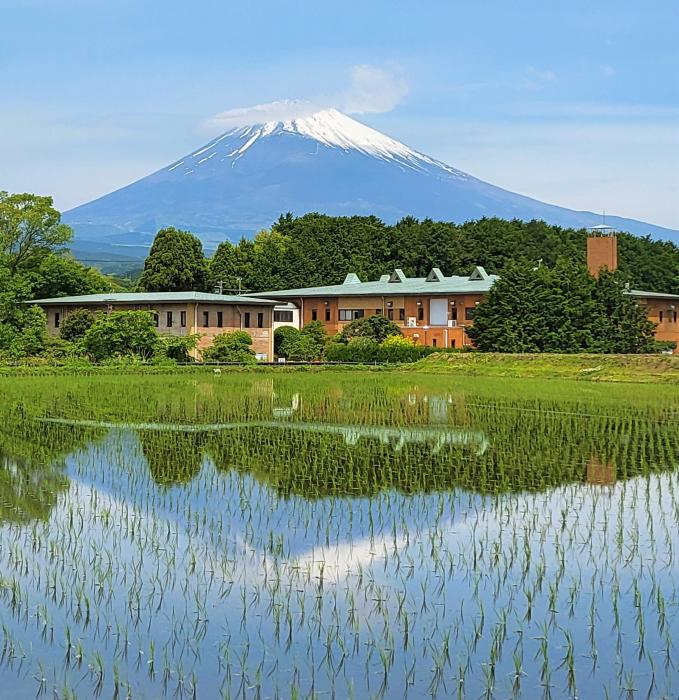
201, 64, 408, 134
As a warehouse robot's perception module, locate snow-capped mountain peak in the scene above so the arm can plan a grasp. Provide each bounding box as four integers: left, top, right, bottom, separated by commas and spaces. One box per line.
64, 106, 679, 255
173, 108, 464, 177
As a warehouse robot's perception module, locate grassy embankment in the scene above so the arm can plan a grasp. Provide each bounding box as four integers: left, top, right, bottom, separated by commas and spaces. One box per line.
415, 352, 679, 383
2, 353, 679, 383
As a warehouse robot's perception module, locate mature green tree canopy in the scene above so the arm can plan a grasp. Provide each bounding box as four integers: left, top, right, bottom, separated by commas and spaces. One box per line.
208, 238, 254, 293
467, 260, 656, 353
0, 192, 72, 274
137, 227, 208, 292
29, 254, 114, 299
82, 310, 159, 361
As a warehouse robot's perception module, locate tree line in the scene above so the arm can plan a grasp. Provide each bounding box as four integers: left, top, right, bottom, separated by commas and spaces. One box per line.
139, 213, 679, 295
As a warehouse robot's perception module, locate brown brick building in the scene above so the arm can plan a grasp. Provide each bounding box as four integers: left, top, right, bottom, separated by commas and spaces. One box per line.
255, 232, 679, 351
31, 292, 278, 359
254, 266, 498, 349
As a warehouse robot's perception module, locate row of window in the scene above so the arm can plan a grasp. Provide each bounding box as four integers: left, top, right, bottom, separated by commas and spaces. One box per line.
309, 307, 477, 322
156, 310, 265, 329
659, 310, 678, 322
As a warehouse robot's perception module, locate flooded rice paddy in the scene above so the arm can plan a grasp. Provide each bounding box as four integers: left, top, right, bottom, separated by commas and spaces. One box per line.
1, 372, 679, 699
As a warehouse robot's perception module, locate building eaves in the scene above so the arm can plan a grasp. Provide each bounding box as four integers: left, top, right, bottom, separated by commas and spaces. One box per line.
27, 292, 279, 306
627, 289, 679, 300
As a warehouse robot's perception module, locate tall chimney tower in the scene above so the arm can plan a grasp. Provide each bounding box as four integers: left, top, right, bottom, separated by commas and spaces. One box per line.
586, 223, 618, 277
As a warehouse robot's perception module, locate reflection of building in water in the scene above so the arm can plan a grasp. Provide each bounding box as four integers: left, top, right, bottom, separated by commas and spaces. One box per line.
586, 456, 616, 486
273, 393, 300, 419
38, 416, 489, 456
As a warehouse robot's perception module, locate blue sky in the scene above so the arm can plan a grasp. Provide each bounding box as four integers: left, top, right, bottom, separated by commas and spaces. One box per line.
1, 0, 677, 228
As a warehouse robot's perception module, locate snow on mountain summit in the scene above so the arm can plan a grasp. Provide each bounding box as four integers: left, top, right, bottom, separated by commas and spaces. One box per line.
172, 108, 465, 177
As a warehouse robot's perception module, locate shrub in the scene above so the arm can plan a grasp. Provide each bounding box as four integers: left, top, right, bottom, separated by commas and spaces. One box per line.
59, 308, 96, 342
282, 333, 325, 361
201, 330, 256, 364
82, 310, 159, 361
340, 315, 402, 343
274, 326, 300, 358
325, 337, 379, 363
155, 334, 200, 363
378, 335, 429, 363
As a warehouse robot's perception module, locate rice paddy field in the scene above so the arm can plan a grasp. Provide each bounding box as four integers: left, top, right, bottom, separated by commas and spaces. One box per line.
2, 371, 679, 699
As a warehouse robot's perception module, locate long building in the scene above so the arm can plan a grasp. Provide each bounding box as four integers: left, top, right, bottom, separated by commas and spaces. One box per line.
254, 231, 679, 349
30, 292, 279, 360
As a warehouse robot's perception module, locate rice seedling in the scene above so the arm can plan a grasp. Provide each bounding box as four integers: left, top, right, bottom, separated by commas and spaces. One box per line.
0, 371, 678, 697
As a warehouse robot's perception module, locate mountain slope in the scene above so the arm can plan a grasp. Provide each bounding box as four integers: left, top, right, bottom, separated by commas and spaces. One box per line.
64, 109, 679, 260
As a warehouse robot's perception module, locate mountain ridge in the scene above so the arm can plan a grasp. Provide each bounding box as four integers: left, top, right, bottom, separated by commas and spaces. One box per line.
63, 108, 679, 261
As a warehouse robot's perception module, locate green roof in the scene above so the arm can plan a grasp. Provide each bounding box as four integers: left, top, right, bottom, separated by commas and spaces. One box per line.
28, 292, 278, 306
251, 266, 500, 299
628, 289, 679, 300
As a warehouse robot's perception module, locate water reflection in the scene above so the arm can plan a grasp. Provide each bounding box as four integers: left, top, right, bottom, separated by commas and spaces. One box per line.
1, 376, 679, 699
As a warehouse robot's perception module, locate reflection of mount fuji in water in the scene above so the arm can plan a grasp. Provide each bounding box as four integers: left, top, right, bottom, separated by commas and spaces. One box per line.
63, 108, 679, 262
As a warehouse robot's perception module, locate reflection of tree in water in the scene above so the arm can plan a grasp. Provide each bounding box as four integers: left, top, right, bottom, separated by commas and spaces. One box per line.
138, 431, 206, 487
0, 423, 92, 524
205, 410, 679, 499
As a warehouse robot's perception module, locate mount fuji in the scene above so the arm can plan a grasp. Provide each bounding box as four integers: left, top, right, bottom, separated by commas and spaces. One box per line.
64, 108, 679, 261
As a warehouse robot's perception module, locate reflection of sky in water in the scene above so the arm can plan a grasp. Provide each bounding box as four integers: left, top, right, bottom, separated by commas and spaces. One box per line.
2, 421, 679, 699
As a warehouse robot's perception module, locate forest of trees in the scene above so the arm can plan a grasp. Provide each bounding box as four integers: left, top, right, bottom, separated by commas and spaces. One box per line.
139, 213, 679, 295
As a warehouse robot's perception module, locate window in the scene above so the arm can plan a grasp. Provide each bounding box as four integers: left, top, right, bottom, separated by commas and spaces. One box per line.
387, 308, 394, 320
432, 338, 437, 347
450, 339, 456, 348
465, 307, 476, 321
325, 308, 331, 321
203, 311, 210, 327
217, 311, 223, 328
153, 312, 159, 328
418, 307, 424, 321
54, 312, 60, 328
180, 311, 187, 328
660, 311, 664, 322
673, 311, 678, 323
339, 309, 364, 321
257, 312, 264, 328
166, 311, 173, 327
451, 307, 458, 321
311, 309, 318, 321
244, 312, 251, 328
274, 310, 294, 323
375, 308, 382, 315
398, 308, 405, 321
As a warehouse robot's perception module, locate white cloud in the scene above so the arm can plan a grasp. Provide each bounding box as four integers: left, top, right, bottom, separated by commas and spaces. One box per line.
336, 64, 409, 115
202, 99, 321, 134
200, 64, 409, 134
